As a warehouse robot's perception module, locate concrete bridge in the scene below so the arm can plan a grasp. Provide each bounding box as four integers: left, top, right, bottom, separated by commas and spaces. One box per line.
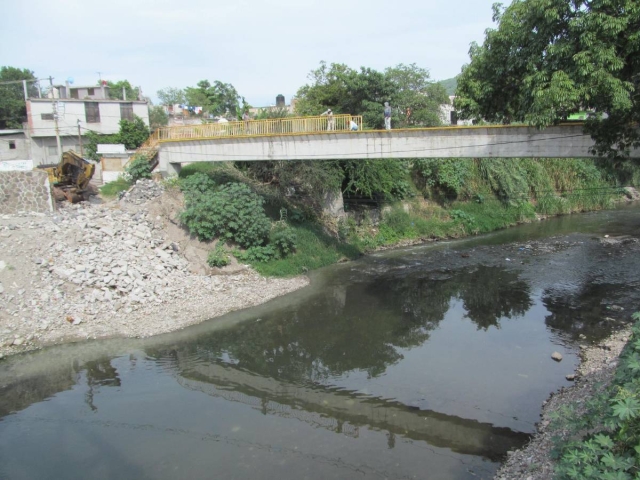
142, 115, 613, 175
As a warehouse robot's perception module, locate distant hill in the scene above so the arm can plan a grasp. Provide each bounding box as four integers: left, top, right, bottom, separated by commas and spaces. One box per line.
439, 77, 458, 96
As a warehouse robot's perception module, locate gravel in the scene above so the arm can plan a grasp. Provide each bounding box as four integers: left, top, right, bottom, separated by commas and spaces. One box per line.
0, 183, 308, 358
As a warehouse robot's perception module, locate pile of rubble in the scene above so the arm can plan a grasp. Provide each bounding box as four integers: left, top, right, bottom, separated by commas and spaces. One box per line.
0, 190, 308, 356
119, 179, 165, 205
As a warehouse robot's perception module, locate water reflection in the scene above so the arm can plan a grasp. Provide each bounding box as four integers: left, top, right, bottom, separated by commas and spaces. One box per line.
146, 265, 532, 383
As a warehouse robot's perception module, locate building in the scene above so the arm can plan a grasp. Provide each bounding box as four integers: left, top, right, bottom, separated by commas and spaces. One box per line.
440, 96, 474, 126
25, 82, 150, 166
0, 130, 32, 171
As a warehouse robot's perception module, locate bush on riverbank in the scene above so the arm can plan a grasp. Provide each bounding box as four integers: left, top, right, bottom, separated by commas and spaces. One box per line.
550, 312, 640, 480
175, 157, 638, 276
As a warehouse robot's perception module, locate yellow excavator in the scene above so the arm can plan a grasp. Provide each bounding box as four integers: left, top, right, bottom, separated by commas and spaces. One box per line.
37, 150, 96, 203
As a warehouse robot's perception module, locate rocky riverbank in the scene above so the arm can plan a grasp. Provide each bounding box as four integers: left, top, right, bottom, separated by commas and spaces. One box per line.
495, 326, 632, 479
0, 181, 308, 359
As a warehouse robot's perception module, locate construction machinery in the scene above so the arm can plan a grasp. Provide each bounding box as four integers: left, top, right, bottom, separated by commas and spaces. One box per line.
37, 150, 96, 203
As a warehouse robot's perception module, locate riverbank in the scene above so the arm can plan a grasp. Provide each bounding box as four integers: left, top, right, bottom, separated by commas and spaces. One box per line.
495, 325, 633, 479
0, 185, 308, 359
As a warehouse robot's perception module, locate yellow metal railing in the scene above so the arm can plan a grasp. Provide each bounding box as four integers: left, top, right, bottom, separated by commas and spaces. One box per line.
153, 114, 363, 142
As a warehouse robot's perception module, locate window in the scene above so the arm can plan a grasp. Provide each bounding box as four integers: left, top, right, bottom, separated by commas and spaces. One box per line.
450, 111, 458, 125
70, 89, 79, 99
48, 146, 58, 156
87, 88, 95, 96
85, 102, 100, 123
41, 113, 54, 120
120, 103, 134, 121
9, 141, 16, 150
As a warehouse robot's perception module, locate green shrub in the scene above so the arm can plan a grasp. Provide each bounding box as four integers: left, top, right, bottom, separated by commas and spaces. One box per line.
180, 172, 216, 197
270, 225, 297, 258
180, 182, 271, 247
234, 245, 278, 263
414, 158, 473, 196
207, 245, 230, 268
125, 155, 152, 182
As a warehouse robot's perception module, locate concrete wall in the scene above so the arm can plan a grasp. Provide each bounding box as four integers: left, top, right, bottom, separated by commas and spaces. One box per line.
27, 99, 149, 137
0, 170, 53, 214
28, 136, 85, 167
0, 133, 31, 162
157, 124, 614, 174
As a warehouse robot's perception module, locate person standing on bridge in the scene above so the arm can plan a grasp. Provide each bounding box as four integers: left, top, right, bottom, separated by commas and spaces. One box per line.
321, 108, 334, 131
384, 102, 392, 130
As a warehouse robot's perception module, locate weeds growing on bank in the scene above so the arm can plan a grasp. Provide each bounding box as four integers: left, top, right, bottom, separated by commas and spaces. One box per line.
549, 312, 640, 480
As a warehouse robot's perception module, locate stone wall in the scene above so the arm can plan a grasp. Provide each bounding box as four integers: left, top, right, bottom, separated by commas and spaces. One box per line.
0, 170, 53, 214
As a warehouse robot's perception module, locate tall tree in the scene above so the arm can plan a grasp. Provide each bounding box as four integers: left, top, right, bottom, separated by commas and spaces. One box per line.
385, 63, 450, 128
184, 80, 241, 117
0, 66, 37, 129
456, 0, 640, 158
157, 87, 185, 106
148, 105, 169, 130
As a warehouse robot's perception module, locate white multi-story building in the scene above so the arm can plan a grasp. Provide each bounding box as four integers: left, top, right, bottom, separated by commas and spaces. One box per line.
25, 83, 149, 166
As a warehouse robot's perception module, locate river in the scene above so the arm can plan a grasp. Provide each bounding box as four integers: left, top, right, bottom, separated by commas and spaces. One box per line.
1, 204, 639, 480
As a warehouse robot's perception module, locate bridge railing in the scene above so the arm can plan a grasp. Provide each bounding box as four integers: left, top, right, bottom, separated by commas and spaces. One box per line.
153, 114, 363, 142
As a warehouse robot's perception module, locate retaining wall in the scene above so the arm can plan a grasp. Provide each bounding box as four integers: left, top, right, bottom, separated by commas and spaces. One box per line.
0, 170, 54, 214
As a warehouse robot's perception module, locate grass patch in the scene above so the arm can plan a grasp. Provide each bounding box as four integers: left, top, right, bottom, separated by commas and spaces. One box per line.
242, 222, 361, 277
100, 178, 131, 197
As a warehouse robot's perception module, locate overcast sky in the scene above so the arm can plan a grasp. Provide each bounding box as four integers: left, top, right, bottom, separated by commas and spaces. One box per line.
1, 0, 507, 107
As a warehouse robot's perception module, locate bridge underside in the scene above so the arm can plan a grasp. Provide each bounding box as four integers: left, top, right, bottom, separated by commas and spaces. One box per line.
156, 124, 614, 175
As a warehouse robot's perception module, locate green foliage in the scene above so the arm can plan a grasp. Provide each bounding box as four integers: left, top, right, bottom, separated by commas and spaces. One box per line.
270, 225, 297, 257
253, 107, 291, 120
157, 87, 185, 106
553, 316, 640, 480
148, 105, 168, 130
118, 116, 150, 150
185, 80, 240, 118
234, 245, 278, 263
180, 182, 271, 248
386, 63, 449, 128
207, 244, 230, 268
124, 155, 152, 182
84, 115, 150, 160
455, 0, 640, 158
343, 159, 411, 199
414, 158, 473, 196
0, 66, 37, 129
295, 61, 445, 129
105, 80, 139, 101
242, 222, 361, 277
100, 177, 131, 197
180, 172, 217, 195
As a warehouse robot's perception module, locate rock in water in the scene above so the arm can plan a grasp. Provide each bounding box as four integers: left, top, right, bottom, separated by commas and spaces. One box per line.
551, 352, 563, 362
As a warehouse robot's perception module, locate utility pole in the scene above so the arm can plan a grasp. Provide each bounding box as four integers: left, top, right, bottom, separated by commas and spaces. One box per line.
49, 76, 62, 159
77, 119, 83, 156
22, 80, 28, 101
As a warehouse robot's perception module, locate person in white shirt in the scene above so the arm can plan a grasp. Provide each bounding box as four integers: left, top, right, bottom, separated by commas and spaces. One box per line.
321, 108, 334, 131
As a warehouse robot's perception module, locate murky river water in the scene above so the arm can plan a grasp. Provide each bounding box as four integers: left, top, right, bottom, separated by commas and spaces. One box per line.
1, 205, 640, 480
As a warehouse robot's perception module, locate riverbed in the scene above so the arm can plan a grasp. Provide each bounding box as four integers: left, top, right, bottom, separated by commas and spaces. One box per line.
1, 204, 639, 480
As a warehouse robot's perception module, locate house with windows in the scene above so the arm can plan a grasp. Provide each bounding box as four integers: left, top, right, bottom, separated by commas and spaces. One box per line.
0, 130, 32, 171
25, 83, 149, 166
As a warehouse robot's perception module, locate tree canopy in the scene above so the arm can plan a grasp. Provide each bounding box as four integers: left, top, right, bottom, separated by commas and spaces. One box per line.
0, 66, 37, 129
184, 80, 241, 117
157, 87, 185, 106
455, 0, 640, 158
294, 61, 447, 129
105, 80, 140, 101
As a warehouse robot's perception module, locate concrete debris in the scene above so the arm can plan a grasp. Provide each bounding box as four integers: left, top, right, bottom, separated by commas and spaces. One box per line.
119, 179, 165, 205
0, 186, 309, 357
